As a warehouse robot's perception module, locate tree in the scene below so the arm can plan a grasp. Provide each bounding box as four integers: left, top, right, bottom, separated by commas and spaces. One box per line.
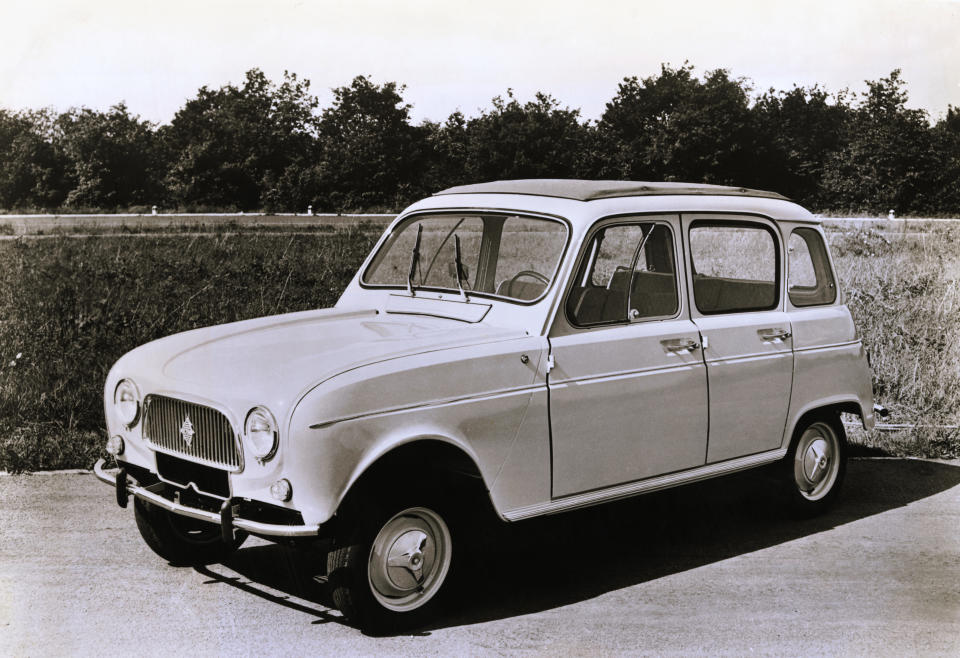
0, 109, 68, 209
420, 111, 470, 192
596, 64, 755, 184
461, 91, 586, 182
820, 70, 937, 213
926, 106, 960, 213
314, 76, 425, 210
55, 103, 162, 208
164, 68, 319, 210
751, 85, 850, 204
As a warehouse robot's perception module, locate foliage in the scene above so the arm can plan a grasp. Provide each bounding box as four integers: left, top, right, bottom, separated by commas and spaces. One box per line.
929, 106, 960, 213
164, 68, 319, 210
1, 65, 959, 215
314, 76, 426, 210
751, 85, 849, 205
461, 91, 585, 181
820, 71, 939, 214
0, 109, 68, 209
593, 64, 755, 184
420, 112, 471, 192
56, 103, 164, 209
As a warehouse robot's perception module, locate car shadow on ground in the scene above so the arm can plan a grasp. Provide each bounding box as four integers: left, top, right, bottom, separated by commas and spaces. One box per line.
199, 458, 960, 635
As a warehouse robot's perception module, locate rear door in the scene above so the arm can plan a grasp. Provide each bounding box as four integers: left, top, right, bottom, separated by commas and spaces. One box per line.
683, 216, 794, 463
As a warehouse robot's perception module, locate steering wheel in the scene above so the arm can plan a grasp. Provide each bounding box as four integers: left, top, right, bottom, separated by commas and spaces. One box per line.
505, 270, 549, 298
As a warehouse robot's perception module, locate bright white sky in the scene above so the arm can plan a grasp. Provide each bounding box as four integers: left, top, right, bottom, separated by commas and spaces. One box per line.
1, 0, 958, 124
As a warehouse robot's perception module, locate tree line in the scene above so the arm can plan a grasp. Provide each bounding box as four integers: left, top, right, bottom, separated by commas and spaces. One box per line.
1, 64, 958, 215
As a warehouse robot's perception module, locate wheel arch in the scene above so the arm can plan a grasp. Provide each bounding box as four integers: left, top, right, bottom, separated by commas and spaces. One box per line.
334, 436, 502, 522
785, 400, 857, 447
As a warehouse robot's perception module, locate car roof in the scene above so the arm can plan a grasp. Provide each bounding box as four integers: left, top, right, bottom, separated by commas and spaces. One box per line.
436, 179, 791, 202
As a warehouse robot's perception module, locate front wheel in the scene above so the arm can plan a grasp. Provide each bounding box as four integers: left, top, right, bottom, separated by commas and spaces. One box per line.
327, 502, 454, 633
134, 497, 246, 566
782, 415, 847, 516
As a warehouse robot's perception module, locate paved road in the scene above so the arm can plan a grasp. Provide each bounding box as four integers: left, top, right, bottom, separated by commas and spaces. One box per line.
2, 459, 959, 656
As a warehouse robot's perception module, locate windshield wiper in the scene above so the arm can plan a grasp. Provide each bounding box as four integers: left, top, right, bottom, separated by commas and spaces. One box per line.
453, 234, 469, 301
407, 223, 423, 296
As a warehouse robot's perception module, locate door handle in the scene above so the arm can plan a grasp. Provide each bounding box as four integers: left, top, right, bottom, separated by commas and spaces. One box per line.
661, 338, 700, 352
758, 328, 792, 341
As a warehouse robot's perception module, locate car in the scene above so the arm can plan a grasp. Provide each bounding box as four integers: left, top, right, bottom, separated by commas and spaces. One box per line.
95, 179, 883, 631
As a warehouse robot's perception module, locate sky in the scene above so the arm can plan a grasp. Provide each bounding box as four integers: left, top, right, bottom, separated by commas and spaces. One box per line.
1, 0, 958, 125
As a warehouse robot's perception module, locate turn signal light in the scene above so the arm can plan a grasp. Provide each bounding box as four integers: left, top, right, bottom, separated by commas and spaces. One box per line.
270, 479, 292, 502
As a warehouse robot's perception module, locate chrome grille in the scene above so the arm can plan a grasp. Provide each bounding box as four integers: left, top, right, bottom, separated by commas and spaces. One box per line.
142, 395, 241, 470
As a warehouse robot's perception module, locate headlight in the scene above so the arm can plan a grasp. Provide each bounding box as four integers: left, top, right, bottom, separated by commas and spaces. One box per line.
245, 406, 278, 463
114, 379, 141, 427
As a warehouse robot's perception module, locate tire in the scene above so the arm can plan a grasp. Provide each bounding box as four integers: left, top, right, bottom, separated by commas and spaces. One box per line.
134, 497, 246, 566
327, 498, 455, 634
782, 414, 847, 517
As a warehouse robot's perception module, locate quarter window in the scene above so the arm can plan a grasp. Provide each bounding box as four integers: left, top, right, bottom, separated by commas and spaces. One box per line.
788, 228, 837, 306
689, 222, 779, 314
567, 222, 679, 326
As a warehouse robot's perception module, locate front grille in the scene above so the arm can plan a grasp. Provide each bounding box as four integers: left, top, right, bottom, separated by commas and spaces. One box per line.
142, 395, 242, 470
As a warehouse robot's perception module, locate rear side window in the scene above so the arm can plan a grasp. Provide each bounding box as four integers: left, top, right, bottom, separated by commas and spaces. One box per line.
567, 222, 679, 326
788, 228, 837, 306
689, 222, 779, 314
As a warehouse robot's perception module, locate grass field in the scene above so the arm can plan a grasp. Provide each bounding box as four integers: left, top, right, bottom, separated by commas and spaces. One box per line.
827, 221, 960, 458
0, 220, 957, 471
0, 224, 379, 471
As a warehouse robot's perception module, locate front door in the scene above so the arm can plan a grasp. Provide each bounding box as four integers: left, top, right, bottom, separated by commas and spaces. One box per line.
548, 217, 709, 497
684, 216, 794, 463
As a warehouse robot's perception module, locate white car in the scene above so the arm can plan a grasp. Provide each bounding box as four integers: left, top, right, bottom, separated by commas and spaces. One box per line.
96, 179, 882, 631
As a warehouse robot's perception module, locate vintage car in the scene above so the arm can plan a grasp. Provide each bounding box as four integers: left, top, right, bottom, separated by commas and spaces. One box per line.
95, 179, 882, 631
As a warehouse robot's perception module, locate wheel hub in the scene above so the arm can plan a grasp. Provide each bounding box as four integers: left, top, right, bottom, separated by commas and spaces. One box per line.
793, 423, 841, 501
367, 507, 452, 612
385, 529, 430, 590
803, 439, 831, 484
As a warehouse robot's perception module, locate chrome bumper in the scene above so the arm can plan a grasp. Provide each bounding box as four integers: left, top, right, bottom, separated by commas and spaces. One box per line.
93, 458, 320, 538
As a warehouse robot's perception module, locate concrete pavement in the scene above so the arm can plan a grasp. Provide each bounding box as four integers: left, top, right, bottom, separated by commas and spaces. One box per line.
1, 458, 958, 656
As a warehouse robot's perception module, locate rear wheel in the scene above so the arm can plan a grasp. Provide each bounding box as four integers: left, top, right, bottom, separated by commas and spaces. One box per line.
134, 497, 246, 566
782, 415, 846, 516
327, 499, 454, 633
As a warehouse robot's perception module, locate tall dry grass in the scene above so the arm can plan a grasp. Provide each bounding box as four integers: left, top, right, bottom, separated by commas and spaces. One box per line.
0, 226, 377, 471
828, 223, 960, 457
0, 221, 957, 471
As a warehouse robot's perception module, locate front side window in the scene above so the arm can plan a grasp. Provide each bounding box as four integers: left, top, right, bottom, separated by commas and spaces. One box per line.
362, 213, 568, 303
567, 222, 679, 326
689, 222, 779, 314
788, 228, 837, 306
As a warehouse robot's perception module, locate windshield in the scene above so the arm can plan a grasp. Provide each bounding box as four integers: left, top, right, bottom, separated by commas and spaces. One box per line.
362, 213, 568, 302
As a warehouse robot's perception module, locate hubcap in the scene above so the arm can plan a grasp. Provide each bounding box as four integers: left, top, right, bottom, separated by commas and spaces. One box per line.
368, 507, 451, 612
793, 423, 840, 501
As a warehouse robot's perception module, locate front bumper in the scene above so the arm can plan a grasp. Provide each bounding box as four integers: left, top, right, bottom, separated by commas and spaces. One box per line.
94, 458, 320, 538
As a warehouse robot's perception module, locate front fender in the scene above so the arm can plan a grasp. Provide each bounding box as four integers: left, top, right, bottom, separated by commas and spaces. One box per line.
283, 335, 547, 525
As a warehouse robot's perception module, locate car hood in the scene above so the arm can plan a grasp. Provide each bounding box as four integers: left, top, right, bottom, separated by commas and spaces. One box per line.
111, 306, 527, 416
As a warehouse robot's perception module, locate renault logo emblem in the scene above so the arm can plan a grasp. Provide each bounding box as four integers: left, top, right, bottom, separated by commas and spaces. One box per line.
179, 416, 195, 447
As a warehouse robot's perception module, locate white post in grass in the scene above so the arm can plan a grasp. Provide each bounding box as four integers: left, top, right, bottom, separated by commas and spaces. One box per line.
307, 205, 313, 216
152, 205, 157, 215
